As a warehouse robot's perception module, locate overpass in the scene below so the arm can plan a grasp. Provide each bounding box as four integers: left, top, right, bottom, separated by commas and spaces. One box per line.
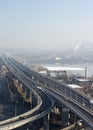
0, 56, 54, 130
1, 55, 93, 129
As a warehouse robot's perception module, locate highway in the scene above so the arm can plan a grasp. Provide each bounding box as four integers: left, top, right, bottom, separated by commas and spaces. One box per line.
0, 86, 54, 130
8, 57, 93, 111
0, 56, 54, 129
5, 56, 93, 129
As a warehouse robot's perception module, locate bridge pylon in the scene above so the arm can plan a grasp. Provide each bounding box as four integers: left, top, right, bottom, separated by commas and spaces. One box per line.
43, 114, 50, 130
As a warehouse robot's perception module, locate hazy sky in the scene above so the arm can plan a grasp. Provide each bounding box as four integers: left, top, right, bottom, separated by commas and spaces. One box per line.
0, 0, 93, 50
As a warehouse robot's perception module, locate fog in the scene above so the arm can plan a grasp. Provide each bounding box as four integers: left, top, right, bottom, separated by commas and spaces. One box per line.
0, 0, 93, 52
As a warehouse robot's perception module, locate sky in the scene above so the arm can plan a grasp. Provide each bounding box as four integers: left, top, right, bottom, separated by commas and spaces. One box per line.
0, 0, 93, 51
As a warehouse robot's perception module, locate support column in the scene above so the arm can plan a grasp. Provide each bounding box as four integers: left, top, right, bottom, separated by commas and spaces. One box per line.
20, 83, 23, 90
62, 108, 69, 127
52, 106, 60, 114
30, 91, 32, 109
43, 114, 50, 130
14, 102, 17, 116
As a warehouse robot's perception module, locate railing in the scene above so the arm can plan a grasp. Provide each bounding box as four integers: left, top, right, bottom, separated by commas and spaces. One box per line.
0, 87, 54, 130
9, 56, 93, 113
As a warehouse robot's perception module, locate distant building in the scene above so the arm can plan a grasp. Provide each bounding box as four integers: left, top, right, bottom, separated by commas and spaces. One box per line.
38, 71, 48, 76
43, 66, 84, 80
72, 78, 92, 89
67, 84, 82, 89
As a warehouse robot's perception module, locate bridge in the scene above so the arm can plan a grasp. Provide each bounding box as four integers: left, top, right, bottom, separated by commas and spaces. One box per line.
0, 55, 93, 129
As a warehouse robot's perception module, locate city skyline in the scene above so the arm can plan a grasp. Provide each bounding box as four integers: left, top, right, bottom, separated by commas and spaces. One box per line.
0, 0, 93, 50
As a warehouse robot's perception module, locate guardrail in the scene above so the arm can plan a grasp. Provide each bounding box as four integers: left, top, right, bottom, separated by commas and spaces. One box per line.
0, 88, 42, 126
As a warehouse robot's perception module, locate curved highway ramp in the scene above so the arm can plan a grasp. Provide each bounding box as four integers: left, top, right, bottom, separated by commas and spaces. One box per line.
0, 56, 54, 130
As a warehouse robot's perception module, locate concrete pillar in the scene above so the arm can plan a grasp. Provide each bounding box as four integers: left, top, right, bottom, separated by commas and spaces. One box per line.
24, 91, 26, 99
16, 79, 18, 83
30, 91, 32, 109
53, 106, 60, 114
14, 102, 17, 116
62, 108, 69, 127
20, 83, 22, 88
43, 114, 50, 130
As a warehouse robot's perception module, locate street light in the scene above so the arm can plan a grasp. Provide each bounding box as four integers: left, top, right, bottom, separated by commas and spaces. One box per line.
85, 66, 87, 79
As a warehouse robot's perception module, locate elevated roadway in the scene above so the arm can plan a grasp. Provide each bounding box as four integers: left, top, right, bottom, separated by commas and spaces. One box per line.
0, 86, 54, 130
0, 56, 54, 129
6, 56, 93, 129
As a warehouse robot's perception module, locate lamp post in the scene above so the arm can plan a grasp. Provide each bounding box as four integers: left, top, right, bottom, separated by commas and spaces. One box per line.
85, 66, 87, 79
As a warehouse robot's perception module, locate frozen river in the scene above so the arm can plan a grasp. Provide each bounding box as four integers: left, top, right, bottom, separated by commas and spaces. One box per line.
27, 58, 93, 77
